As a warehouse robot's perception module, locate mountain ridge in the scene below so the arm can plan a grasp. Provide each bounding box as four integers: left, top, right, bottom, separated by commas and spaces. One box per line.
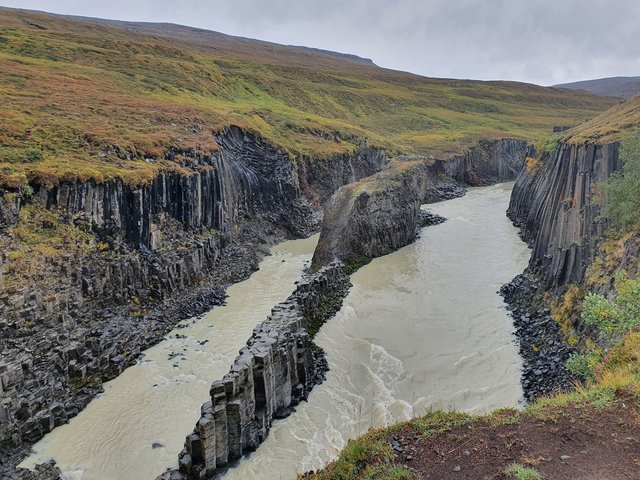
554, 75, 640, 99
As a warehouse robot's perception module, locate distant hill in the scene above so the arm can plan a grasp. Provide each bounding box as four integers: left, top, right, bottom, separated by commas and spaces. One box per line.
554, 76, 640, 99
57, 14, 378, 67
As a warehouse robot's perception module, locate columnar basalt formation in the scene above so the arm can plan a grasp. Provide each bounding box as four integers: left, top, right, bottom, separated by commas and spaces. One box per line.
159, 263, 350, 480
503, 140, 624, 400
313, 139, 528, 267
444, 138, 529, 186
508, 141, 622, 287
0, 126, 386, 469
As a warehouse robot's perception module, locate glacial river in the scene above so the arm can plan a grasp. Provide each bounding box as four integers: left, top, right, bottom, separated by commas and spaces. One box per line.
22, 183, 530, 479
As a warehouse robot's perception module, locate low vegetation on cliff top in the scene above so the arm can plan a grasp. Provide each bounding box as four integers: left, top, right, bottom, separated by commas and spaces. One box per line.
566, 95, 640, 144
0, 7, 616, 188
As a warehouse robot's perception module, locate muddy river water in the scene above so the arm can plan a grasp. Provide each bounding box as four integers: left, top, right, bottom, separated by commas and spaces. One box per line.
22, 183, 530, 479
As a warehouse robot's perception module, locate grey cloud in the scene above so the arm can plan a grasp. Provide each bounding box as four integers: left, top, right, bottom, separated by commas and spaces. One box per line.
1, 0, 639, 84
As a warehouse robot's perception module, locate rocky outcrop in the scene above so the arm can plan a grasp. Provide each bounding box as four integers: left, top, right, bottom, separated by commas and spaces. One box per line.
312, 160, 438, 268
508, 141, 622, 287
159, 263, 350, 480
313, 139, 527, 267
298, 148, 389, 205
503, 140, 625, 401
444, 138, 529, 186
0, 126, 388, 471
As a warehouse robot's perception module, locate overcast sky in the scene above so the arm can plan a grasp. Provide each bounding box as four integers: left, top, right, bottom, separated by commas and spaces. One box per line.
1, 0, 638, 85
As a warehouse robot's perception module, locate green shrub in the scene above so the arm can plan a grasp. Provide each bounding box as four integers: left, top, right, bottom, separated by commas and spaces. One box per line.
581, 272, 640, 335
604, 133, 640, 229
534, 135, 559, 158
505, 463, 543, 480
0, 146, 45, 164
566, 352, 592, 378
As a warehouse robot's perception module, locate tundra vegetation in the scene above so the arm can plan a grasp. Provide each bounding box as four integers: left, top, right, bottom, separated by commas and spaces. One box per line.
0, 8, 615, 189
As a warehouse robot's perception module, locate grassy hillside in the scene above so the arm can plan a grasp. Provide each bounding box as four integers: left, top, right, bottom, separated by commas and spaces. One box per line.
566, 95, 640, 143
0, 7, 616, 188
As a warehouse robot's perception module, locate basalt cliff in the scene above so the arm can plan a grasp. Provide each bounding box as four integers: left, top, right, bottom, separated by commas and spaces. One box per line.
313, 139, 527, 268
508, 141, 622, 288
0, 126, 387, 473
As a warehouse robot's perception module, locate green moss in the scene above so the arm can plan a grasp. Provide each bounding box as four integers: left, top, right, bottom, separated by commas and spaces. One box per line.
410, 411, 475, 438
343, 255, 373, 275
300, 430, 395, 480
362, 465, 414, 480
533, 134, 560, 158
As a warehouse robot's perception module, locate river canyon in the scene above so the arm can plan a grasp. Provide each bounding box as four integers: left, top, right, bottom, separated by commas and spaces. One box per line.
19, 183, 529, 479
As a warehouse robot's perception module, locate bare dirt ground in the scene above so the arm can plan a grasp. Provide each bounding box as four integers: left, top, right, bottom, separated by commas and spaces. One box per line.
391, 397, 640, 479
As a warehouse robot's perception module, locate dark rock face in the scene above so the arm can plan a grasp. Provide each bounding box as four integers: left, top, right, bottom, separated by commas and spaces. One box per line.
508, 141, 622, 288
159, 263, 351, 480
298, 148, 389, 205
313, 139, 528, 267
312, 160, 438, 268
444, 138, 528, 186
503, 140, 623, 400
0, 126, 388, 472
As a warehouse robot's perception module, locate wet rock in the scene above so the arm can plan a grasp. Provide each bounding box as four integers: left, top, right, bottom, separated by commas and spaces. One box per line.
166, 263, 351, 479
501, 273, 579, 401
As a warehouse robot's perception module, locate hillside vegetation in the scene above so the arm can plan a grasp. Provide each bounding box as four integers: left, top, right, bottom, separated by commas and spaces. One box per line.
565, 95, 640, 144
0, 7, 616, 188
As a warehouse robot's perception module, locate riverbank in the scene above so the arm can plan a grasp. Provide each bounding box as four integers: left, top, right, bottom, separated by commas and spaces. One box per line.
500, 272, 579, 401
302, 390, 640, 480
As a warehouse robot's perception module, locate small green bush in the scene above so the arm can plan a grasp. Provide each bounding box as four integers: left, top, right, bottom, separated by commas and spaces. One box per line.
0, 146, 45, 164
604, 133, 640, 229
566, 352, 596, 378
581, 272, 640, 335
505, 463, 543, 480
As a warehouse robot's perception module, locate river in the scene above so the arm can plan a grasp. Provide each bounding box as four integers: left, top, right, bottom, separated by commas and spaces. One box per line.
21, 182, 530, 480
20, 234, 320, 479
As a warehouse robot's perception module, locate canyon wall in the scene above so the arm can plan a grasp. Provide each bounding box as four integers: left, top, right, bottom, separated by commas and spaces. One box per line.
313, 139, 528, 267
508, 141, 622, 287
444, 138, 529, 186
502, 140, 625, 400
159, 263, 350, 480
0, 127, 386, 463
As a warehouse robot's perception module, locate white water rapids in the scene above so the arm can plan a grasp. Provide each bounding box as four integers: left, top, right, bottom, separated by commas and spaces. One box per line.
21, 182, 530, 480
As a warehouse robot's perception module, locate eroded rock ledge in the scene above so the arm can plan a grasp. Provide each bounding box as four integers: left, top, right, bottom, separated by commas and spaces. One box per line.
313, 138, 527, 268
158, 263, 350, 480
